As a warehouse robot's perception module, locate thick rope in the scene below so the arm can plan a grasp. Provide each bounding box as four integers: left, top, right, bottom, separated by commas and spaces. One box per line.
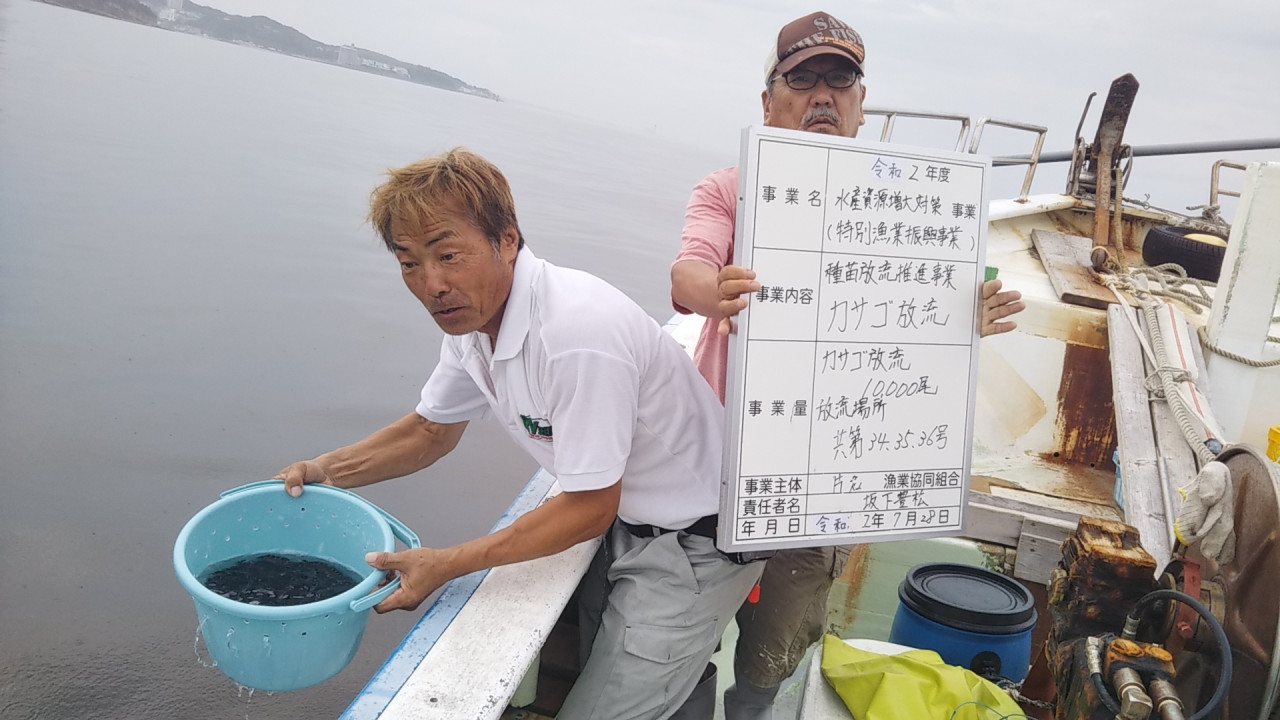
1110, 263, 1280, 357
1141, 300, 1221, 466
1196, 326, 1280, 368
1098, 273, 1221, 466
1132, 264, 1214, 313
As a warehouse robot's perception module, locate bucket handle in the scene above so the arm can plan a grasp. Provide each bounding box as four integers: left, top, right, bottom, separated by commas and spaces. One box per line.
216, 481, 423, 613
350, 504, 421, 613
218, 480, 397, 504
219, 479, 297, 498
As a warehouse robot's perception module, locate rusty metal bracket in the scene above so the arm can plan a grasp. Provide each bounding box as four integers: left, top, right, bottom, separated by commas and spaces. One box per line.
1065, 92, 1096, 197
1166, 558, 1202, 657
1089, 74, 1140, 259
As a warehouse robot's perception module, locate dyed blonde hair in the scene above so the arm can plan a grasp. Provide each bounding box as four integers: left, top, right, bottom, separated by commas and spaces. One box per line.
368, 147, 524, 252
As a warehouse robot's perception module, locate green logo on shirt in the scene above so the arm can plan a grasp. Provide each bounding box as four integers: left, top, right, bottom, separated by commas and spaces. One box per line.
520, 414, 553, 442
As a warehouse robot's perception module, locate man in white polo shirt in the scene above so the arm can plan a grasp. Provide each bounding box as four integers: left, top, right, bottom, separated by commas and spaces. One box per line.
276, 148, 761, 719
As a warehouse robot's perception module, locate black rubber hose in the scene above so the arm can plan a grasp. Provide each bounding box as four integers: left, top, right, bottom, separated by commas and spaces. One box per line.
1091, 669, 1123, 714
1129, 588, 1232, 720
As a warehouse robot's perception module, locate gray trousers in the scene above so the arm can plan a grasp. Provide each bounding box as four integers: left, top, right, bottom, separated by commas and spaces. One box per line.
559, 520, 763, 720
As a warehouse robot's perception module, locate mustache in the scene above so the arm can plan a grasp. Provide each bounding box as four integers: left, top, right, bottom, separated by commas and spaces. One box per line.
802, 107, 841, 127
425, 294, 459, 312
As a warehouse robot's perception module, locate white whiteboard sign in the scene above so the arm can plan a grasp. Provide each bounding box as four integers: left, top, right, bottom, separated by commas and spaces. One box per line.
717, 125, 990, 553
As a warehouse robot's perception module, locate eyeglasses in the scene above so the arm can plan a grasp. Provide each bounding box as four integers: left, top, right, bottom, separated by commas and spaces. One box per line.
774, 68, 860, 91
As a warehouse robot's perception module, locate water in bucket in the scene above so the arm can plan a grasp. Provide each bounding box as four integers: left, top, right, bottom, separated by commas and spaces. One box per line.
175, 481, 419, 691
200, 552, 365, 607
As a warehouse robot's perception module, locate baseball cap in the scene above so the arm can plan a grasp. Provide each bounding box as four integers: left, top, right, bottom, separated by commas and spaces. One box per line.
764, 11, 866, 83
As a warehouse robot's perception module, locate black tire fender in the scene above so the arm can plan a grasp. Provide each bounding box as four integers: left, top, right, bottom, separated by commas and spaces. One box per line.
1141, 225, 1228, 281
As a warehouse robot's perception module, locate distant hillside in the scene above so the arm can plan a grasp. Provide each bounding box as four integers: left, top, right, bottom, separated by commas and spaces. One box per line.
38, 0, 157, 25
41, 0, 499, 100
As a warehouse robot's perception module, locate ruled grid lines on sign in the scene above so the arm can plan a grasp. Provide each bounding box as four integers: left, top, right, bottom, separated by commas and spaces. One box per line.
718, 125, 991, 553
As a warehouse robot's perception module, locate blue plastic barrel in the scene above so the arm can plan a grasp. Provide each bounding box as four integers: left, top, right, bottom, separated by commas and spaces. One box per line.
888, 562, 1036, 683
173, 481, 420, 691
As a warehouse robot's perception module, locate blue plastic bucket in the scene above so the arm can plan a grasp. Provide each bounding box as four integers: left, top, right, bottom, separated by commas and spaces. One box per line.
888, 562, 1036, 683
173, 480, 420, 691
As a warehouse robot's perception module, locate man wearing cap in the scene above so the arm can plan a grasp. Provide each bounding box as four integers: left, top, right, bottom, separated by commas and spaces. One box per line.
669, 11, 1025, 719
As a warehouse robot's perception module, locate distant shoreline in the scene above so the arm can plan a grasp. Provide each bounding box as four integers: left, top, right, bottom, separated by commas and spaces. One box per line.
36, 0, 159, 25
34, 0, 500, 101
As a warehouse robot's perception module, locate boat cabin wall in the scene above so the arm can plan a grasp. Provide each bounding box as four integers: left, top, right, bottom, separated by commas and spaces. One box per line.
979, 209, 1126, 470
975, 327, 1116, 469
973, 204, 1149, 513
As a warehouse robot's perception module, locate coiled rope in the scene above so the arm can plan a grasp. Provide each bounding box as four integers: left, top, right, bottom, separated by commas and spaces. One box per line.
1098, 268, 1228, 466
1104, 263, 1280, 366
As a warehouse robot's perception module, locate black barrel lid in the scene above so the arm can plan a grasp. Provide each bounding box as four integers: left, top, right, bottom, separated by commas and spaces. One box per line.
897, 562, 1036, 634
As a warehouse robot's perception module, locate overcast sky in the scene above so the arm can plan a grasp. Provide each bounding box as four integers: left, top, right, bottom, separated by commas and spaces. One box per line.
197, 0, 1279, 209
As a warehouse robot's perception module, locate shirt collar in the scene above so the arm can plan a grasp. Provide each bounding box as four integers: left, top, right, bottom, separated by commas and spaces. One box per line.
489, 245, 539, 362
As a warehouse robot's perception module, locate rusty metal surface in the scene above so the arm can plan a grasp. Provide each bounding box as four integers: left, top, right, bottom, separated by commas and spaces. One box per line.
1051, 207, 1155, 258
1049, 517, 1158, 644
1164, 560, 1206, 660
975, 461, 1118, 510
1030, 363, 1276, 719
1053, 342, 1117, 468
1089, 74, 1140, 252
1104, 637, 1176, 684
829, 544, 870, 631
1048, 519, 1164, 720
1185, 445, 1280, 719
1111, 166, 1130, 275
1088, 81, 1138, 158
1050, 638, 1121, 720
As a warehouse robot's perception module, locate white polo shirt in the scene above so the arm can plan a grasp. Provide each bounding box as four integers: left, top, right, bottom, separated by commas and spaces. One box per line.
416, 247, 724, 529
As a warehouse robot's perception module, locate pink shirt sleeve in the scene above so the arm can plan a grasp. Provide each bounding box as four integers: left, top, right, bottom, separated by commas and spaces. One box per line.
671, 166, 739, 404
672, 166, 739, 312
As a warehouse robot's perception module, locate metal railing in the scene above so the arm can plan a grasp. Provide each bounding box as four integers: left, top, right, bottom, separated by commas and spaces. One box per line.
862, 107, 1048, 201
1210, 160, 1248, 207
862, 107, 972, 152
1187, 160, 1248, 226
970, 117, 1048, 201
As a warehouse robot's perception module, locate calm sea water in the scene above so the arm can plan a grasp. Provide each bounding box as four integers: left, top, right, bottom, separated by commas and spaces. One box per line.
0, 2, 724, 717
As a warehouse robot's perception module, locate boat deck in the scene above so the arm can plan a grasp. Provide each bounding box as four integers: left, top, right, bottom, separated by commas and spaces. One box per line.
355, 173, 1280, 718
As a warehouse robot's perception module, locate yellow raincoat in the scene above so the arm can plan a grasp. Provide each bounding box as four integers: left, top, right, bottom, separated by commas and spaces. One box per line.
820, 634, 1026, 719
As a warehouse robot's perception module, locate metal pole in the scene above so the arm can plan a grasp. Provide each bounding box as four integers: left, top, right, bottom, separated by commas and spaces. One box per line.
994, 137, 1280, 166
